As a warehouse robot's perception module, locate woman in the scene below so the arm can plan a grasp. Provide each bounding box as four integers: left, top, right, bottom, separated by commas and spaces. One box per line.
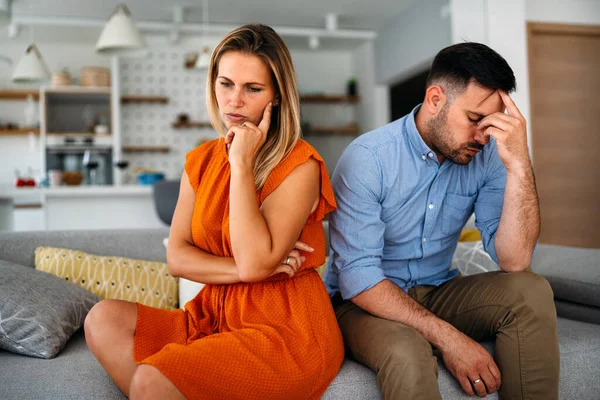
85, 24, 344, 400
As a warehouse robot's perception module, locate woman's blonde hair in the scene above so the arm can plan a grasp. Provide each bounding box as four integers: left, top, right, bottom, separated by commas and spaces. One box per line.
207, 24, 302, 190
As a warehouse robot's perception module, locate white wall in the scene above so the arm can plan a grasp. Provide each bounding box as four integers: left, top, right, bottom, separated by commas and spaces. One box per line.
374, 0, 452, 85
526, 0, 600, 24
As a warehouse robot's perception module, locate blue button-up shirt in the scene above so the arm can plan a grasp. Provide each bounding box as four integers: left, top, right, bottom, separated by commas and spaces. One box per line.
324, 105, 506, 299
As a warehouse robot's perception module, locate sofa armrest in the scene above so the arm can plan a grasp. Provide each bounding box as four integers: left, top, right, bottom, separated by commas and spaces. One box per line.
530, 244, 600, 311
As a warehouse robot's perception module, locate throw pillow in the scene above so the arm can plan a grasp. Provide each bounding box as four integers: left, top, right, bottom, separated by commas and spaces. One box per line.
451, 241, 500, 275
459, 229, 482, 242
35, 247, 178, 310
0, 260, 99, 359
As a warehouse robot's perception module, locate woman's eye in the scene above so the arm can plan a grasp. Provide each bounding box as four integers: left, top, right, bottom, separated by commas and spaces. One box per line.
468, 118, 480, 123
219, 82, 231, 87
248, 87, 261, 93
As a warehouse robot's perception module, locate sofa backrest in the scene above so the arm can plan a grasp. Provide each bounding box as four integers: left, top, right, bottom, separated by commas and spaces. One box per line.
0, 229, 170, 268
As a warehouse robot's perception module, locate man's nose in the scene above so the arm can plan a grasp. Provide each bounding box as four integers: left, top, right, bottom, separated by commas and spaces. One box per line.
474, 128, 490, 146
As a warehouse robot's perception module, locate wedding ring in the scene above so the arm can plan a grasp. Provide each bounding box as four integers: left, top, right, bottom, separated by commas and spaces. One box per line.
285, 257, 291, 265
473, 379, 482, 384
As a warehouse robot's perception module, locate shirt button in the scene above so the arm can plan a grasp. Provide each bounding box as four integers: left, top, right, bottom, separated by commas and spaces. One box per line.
428, 204, 434, 209
421, 155, 427, 160
428, 152, 434, 158
422, 237, 427, 243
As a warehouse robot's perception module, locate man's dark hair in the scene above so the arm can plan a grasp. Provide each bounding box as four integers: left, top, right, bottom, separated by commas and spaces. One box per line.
426, 42, 516, 97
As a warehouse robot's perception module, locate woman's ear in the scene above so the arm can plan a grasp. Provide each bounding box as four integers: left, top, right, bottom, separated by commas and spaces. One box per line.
272, 95, 280, 106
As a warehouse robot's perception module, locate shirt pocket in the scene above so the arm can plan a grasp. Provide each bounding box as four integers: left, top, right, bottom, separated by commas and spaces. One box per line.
442, 193, 476, 236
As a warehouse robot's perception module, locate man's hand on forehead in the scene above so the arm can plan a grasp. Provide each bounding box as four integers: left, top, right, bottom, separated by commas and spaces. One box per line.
476, 90, 530, 171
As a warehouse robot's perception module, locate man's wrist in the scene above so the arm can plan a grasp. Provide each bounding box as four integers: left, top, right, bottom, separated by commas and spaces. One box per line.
505, 159, 533, 178
427, 319, 463, 351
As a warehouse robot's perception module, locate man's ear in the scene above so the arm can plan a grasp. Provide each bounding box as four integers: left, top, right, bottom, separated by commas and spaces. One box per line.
423, 85, 447, 115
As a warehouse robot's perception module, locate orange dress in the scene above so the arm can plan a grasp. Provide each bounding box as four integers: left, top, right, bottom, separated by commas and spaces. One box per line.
133, 138, 344, 400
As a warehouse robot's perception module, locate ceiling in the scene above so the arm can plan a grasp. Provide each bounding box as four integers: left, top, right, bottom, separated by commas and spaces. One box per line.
10, 0, 418, 31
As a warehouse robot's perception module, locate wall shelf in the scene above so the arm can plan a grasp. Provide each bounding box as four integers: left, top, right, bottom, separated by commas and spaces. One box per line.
172, 121, 212, 129
121, 95, 169, 104
0, 90, 169, 104
0, 90, 40, 101
122, 146, 171, 153
305, 126, 360, 136
300, 95, 360, 104
0, 128, 40, 135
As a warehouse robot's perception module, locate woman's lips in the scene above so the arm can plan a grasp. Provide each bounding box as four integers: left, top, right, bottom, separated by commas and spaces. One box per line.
225, 113, 246, 122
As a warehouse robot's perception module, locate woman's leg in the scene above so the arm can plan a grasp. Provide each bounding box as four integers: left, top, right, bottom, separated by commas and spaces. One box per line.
129, 364, 186, 400
84, 299, 138, 396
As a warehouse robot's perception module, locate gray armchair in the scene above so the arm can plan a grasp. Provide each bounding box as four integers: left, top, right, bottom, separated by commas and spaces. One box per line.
152, 180, 180, 226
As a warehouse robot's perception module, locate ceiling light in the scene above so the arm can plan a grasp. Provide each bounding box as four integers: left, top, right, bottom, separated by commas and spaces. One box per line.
194, 0, 210, 70
0, 0, 11, 31
96, 3, 147, 57
325, 13, 338, 31
309, 36, 320, 50
12, 43, 51, 83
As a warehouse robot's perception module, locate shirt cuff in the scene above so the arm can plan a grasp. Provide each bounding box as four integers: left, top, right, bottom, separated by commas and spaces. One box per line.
338, 264, 387, 300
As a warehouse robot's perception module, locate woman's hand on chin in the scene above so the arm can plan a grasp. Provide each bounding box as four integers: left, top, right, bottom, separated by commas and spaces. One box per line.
226, 102, 272, 169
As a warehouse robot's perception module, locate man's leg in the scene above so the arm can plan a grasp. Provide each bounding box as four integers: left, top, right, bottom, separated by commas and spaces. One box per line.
423, 271, 559, 400
335, 299, 442, 400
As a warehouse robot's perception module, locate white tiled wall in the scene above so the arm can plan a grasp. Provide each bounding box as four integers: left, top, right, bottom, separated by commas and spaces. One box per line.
120, 50, 218, 180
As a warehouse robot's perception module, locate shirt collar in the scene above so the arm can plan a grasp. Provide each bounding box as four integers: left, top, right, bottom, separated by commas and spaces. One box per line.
406, 104, 437, 161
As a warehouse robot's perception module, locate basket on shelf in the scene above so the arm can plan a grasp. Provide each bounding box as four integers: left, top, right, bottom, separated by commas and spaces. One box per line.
52, 71, 71, 87
80, 67, 110, 87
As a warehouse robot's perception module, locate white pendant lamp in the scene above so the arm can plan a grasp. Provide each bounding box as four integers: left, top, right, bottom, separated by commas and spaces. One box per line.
194, 0, 210, 70
96, 3, 147, 57
12, 43, 51, 83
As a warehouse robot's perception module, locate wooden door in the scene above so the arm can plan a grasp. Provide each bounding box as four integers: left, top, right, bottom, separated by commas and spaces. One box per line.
528, 23, 600, 248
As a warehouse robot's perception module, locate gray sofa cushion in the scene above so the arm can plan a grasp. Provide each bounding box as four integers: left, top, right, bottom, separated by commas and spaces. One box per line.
0, 260, 99, 359
2, 317, 599, 399
0, 330, 125, 400
530, 244, 600, 308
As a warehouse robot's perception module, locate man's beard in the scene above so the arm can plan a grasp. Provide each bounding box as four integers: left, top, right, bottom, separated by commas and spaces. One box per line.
427, 105, 483, 165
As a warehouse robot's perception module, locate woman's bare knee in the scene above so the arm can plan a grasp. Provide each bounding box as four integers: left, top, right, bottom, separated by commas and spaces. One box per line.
130, 364, 185, 400
85, 299, 137, 352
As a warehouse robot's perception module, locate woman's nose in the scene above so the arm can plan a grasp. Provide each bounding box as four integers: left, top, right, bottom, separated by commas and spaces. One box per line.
229, 89, 244, 107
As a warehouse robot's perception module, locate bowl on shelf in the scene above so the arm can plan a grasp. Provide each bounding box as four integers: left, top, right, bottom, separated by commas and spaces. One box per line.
137, 172, 165, 186
62, 171, 83, 186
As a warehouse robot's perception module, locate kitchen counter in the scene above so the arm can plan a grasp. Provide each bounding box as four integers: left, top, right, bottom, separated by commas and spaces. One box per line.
0, 184, 164, 231
0, 185, 152, 198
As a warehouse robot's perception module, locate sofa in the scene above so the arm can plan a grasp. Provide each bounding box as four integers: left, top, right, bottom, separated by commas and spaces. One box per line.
1, 226, 600, 399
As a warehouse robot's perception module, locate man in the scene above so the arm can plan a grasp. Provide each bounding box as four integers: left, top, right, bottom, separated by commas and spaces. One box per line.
324, 42, 559, 399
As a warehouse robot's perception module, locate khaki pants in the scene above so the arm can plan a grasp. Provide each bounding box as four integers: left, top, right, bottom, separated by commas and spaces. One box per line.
333, 271, 559, 400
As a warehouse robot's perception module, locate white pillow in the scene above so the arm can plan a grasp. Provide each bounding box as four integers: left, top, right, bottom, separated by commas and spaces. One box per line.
451, 241, 500, 275
163, 238, 205, 309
